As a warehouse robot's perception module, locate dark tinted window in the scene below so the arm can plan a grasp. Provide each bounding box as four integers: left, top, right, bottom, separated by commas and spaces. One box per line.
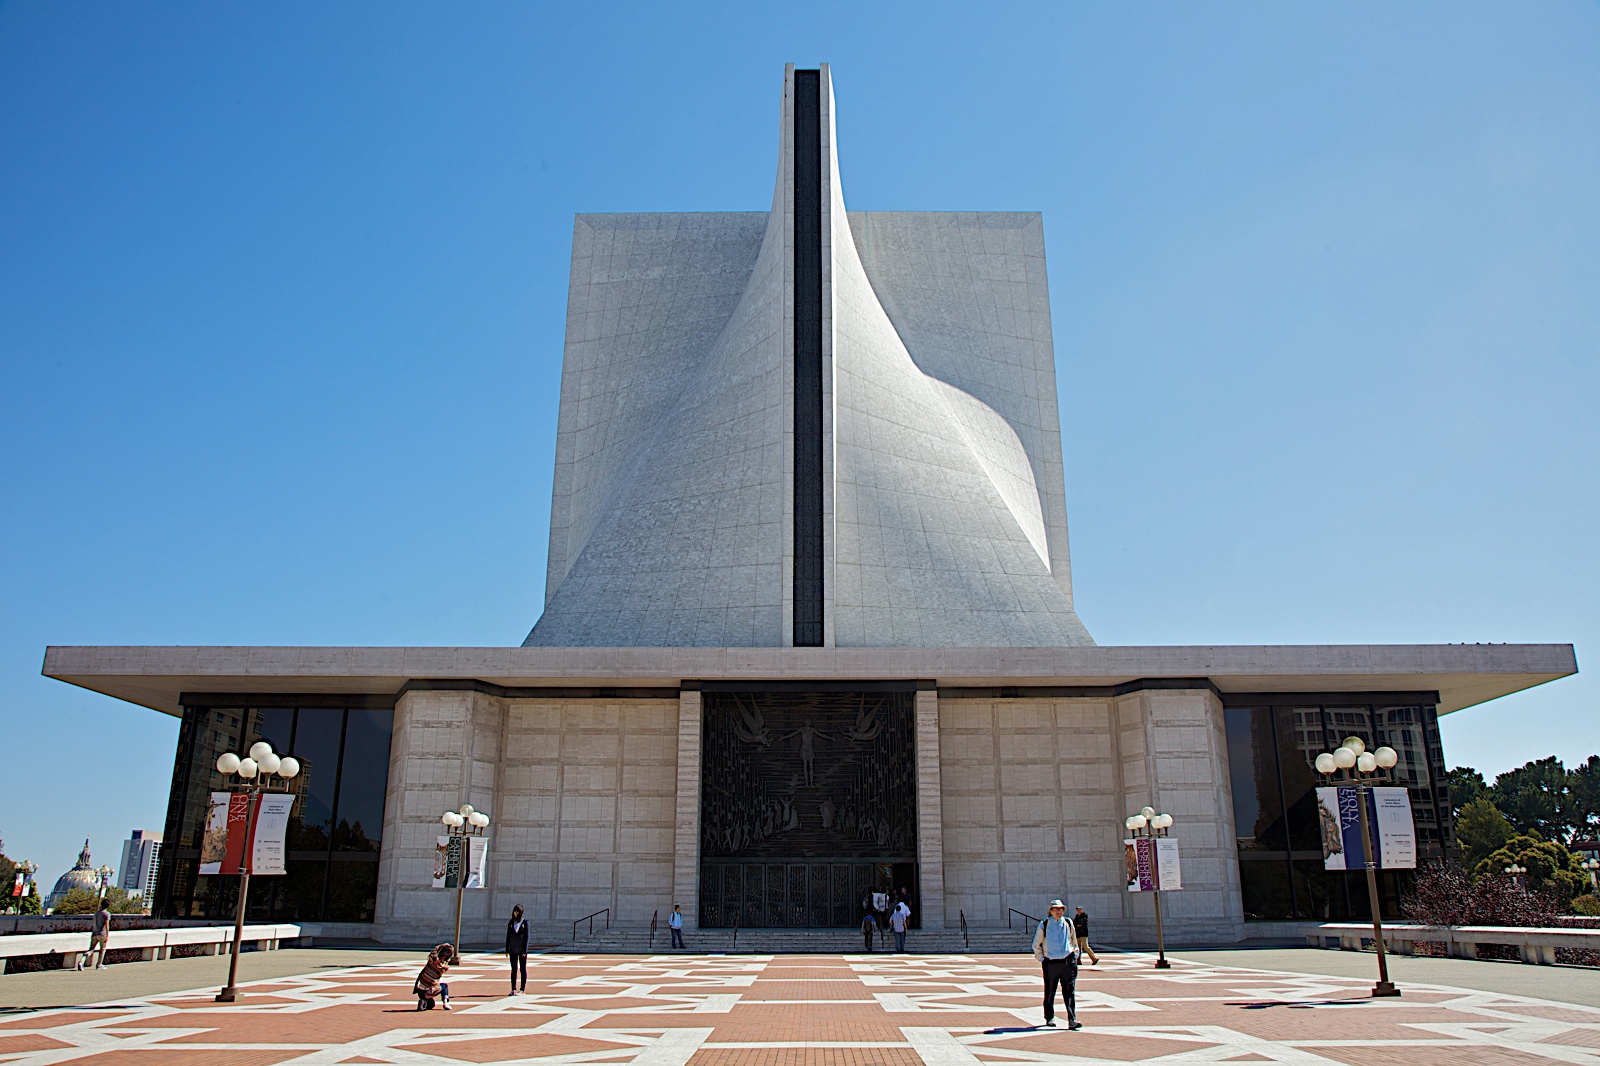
289, 709, 345, 852
334, 709, 392, 852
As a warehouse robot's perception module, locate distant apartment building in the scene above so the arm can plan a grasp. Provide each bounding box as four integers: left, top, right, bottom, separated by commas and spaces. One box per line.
118, 829, 162, 898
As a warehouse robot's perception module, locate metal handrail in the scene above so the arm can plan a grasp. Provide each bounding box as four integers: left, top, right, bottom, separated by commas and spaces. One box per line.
731, 914, 739, 952
1008, 908, 1040, 930
959, 909, 969, 952
649, 909, 658, 950
571, 908, 611, 942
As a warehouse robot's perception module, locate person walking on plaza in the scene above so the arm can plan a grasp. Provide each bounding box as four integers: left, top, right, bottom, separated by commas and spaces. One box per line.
861, 909, 877, 952
1073, 906, 1099, 965
81, 903, 111, 970
890, 900, 910, 953
1032, 899, 1082, 1029
506, 905, 529, 994
669, 903, 685, 949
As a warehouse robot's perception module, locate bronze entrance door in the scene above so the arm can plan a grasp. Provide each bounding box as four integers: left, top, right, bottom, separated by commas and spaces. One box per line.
698, 689, 918, 928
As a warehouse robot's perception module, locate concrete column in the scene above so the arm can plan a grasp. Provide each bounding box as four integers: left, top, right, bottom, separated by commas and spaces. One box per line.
1111, 686, 1243, 946
914, 686, 946, 930
672, 688, 703, 930
372, 687, 504, 946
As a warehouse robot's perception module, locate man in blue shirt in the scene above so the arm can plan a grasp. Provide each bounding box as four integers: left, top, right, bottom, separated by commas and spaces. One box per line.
1031, 898, 1082, 1029
669, 904, 685, 949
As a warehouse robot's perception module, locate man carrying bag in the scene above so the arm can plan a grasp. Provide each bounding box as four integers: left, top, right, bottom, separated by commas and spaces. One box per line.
1031, 899, 1082, 1029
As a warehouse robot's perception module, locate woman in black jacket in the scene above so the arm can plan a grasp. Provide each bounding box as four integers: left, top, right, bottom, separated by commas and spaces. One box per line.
505, 904, 529, 994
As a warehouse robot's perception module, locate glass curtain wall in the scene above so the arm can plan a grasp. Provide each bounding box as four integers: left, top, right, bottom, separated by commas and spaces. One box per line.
1223, 696, 1454, 921
154, 697, 394, 923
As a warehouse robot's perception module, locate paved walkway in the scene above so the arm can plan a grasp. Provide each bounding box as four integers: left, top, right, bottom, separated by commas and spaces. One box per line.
3, 950, 1599, 1063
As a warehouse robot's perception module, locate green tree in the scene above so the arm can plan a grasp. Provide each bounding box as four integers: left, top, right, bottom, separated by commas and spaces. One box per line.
1475, 833, 1589, 901
103, 887, 146, 915
1443, 767, 1487, 817
19, 885, 42, 915
1490, 757, 1576, 843
1456, 796, 1514, 873
1569, 755, 1600, 841
51, 888, 101, 915
0, 850, 14, 912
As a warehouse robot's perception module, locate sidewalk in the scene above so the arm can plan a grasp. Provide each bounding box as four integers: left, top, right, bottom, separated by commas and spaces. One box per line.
1172, 944, 1600, 1007
3, 949, 1600, 1064
0, 947, 407, 1009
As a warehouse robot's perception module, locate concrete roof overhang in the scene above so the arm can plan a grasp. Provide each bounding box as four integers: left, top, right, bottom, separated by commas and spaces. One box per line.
41, 643, 1577, 718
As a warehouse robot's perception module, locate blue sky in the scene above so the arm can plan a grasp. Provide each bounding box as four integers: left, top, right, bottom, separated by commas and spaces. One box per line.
2, 2, 1595, 886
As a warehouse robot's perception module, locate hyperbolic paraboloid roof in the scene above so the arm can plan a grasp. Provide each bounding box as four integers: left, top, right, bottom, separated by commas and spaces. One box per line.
526, 65, 1093, 649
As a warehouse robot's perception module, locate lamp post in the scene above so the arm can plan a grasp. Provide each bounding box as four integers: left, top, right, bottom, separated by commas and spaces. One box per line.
212, 741, 301, 1003
95, 864, 114, 903
1125, 806, 1175, 969
14, 861, 37, 913
1314, 736, 1400, 998
1583, 858, 1599, 892
1504, 863, 1528, 888
441, 804, 490, 952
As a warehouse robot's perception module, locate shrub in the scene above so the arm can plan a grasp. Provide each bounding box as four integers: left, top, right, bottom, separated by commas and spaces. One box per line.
1473, 834, 1590, 901
1572, 894, 1600, 917
1402, 860, 1562, 927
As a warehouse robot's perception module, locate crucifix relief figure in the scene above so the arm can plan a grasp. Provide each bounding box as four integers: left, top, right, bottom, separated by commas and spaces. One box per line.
782, 719, 831, 787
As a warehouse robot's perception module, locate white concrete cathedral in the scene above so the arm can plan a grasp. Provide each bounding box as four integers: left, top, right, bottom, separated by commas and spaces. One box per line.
530, 65, 1090, 649
44, 66, 1575, 949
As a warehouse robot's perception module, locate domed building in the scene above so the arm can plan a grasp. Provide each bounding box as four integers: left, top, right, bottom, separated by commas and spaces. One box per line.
47, 838, 102, 911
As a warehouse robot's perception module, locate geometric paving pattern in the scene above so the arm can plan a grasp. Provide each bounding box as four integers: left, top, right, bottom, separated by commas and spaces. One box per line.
3, 951, 1600, 1064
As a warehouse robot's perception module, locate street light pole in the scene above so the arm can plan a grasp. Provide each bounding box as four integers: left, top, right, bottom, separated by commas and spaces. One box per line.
1314, 736, 1400, 998
1504, 863, 1528, 888
440, 805, 490, 953
212, 741, 301, 1004
1125, 807, 1175, 969
14, 861, 37, 913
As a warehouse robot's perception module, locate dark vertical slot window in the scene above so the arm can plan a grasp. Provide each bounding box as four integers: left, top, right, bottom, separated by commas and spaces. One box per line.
791, 68, 824, 647
289, 709, 344, 853
333, 709, 393, 852
1225, 708, 1286, 850
1278, 707, 1329, 853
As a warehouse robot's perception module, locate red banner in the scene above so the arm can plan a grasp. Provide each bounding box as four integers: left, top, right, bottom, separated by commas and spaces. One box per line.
221, 793, 252, 875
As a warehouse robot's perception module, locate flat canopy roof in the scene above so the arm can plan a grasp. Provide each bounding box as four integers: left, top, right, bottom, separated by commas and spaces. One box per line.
42, 643, 1577, 718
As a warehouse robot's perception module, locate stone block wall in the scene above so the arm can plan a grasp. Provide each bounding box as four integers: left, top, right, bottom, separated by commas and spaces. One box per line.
938, 697, 1124, 932
496, 697, 679, 932
373, 690, 679, 946
938, 688, 1243, 946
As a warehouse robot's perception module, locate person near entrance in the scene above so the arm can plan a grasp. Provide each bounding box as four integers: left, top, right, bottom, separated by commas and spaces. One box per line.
1073, 905, 1099, 965
1032, 899, 1082, 1029
890, 900, 910, 952
505, 906, 529, 994
669, 903, 685, 949
861, 909, 877, 952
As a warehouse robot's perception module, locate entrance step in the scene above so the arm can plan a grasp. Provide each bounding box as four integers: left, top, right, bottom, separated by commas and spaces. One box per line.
564, 926, 1036, 954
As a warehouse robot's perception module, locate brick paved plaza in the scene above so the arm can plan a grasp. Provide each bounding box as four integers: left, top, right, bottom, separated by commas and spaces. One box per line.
3, 950, 1600, 1064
